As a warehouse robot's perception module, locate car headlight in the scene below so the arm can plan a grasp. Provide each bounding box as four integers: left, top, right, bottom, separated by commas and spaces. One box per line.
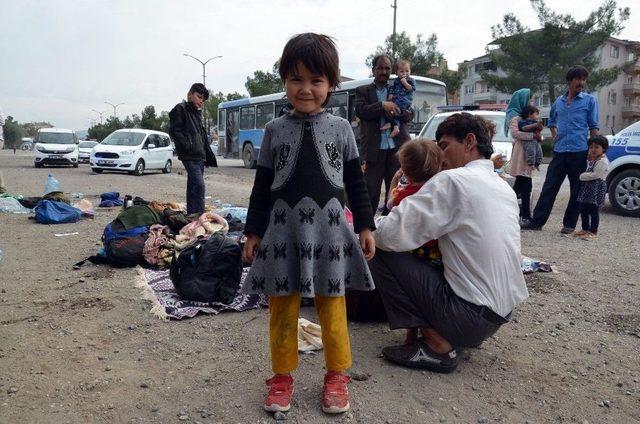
120, 150, 135, 155
36, 145, 47, 153
66, 146, 76, 153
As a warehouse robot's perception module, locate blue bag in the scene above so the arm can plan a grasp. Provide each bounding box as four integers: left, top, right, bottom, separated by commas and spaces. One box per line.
103, 222, 148, 244
35, 200, 82, 224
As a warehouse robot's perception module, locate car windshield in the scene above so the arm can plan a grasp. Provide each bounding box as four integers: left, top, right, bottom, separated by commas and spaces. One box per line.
37, 132, 75, 144
419, 114, 508, 142
78, 141, 97, 148
101, 131, 146, 146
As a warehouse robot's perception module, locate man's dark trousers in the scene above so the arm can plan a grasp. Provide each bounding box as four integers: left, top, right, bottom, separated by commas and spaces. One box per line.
531, 150, 587, 229
182, 160, 205, 215
365, 148, 399, 214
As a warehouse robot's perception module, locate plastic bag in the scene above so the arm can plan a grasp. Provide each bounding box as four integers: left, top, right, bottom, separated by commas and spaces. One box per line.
0, 197, 32, 214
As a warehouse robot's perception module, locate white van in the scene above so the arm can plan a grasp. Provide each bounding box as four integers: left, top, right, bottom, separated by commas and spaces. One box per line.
90, 129, 173, 176
33, 128, 79, 168
606, 120, 640, 217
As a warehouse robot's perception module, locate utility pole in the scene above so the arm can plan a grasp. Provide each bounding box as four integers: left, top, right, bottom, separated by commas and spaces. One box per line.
391, 0, 397, 59
104, 101, 125, 118
183, 53, 223, 135
91, 109, 108, 124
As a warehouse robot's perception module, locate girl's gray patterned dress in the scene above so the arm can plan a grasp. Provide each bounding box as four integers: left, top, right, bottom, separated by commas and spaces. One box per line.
243, 111, 373, 298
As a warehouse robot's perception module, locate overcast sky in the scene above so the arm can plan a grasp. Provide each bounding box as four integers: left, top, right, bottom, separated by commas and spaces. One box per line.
1, 0, 638, 130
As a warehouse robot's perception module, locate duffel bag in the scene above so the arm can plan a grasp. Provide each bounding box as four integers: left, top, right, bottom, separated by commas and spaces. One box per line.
35, 200, 82, 224
170, 231, 242, 304
102, 223, 149, 268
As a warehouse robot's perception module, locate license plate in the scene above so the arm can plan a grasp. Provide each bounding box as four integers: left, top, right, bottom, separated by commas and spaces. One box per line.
48, 154, 63, 158
98, 160, 115, 165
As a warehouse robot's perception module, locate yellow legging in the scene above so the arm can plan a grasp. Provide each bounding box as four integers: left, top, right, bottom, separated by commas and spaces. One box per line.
269, 293, 351, 375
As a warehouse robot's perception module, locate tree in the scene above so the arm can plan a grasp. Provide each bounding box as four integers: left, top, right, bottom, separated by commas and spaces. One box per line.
122, 113, 141, 129
140, 105, 160, 130
204, 91, 245, 126
481, 0, 631, 101
433, 68, 465, 96
245, 62, 283, 97
3, 116, 25, 149
366, 32, 444, 76
87, 116, 124, 141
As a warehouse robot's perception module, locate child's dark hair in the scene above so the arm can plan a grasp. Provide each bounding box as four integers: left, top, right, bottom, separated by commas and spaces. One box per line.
278, 33, 340, 103
398, 138, 442, 183
521, 105, 539, 119
189, 83, 209, 100
435, 112, 494, 159
588, 135, 608, 152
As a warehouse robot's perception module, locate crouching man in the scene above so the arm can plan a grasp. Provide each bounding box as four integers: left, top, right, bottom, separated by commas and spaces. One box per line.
370, 112, 529, 373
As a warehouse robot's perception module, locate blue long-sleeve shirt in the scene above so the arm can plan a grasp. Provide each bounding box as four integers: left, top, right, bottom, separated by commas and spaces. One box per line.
547, 91, 599, 153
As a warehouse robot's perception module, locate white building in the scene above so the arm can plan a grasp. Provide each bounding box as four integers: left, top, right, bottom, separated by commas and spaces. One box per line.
459, 36, 640, 135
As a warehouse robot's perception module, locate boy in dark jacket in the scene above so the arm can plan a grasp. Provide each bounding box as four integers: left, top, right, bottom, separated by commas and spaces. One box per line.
169, 83, 217, 214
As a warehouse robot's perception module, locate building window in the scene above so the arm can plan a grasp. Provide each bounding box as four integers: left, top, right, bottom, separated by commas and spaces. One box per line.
626, 96, 632, 107
611, 92, 617, 105
628, 76, 634, 84
605, 115, 610, 127
610, 45, 619, 58
628, 52, 636, 62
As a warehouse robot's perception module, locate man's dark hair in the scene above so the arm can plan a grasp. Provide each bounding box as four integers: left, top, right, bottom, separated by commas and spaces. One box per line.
435, 112, 494, 159
371, 54, 392, 69
521, 105, 539, 119
279, 33, 340, 88
566, 65, 589, 82
189, 83, 209, 100
588, 135, 608, 152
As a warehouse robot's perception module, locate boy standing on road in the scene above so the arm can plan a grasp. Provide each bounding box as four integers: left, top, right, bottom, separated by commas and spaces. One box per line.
169, 83, 218, 215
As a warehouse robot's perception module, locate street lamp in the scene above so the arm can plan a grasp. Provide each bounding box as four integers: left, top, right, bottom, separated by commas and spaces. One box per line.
104, 101, 125, 118
183, 53, 222, 133
91, 109, 108, 124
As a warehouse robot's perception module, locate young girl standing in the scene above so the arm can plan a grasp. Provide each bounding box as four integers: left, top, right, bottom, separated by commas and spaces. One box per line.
575, 136, 609, 239
242, 33, 375, 415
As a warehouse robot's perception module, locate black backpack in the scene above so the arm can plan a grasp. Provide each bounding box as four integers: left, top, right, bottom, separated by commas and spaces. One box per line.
170, 232, 242, 304
103, 223, 149, 268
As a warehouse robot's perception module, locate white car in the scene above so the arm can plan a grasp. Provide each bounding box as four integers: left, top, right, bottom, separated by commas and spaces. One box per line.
606, 120, 640, 217
418, 108, 514, 160
90, 129, 173, 176
78, 140, 98, 163
33, 128, 79, 168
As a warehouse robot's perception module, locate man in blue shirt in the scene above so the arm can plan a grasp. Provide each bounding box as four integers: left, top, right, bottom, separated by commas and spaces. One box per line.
522, 66, 599, 232
356, 55, 414, 214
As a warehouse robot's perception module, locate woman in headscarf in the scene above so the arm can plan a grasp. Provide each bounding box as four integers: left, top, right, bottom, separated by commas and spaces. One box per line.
505, 88, 541, 222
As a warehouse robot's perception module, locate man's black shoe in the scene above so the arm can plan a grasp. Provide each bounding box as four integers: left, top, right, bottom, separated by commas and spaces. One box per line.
520, 219, 542, 231
381, 341, 458, 373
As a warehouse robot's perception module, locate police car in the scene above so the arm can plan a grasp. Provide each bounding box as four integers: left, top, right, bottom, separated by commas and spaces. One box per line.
607, 120, 640, 217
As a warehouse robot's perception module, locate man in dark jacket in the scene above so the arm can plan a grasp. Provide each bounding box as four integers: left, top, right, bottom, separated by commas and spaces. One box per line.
356, 55, 414, 214
169, 83, 217, 215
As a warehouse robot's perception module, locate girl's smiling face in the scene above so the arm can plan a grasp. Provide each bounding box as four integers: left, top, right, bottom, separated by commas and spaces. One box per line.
284, 62, 331, 115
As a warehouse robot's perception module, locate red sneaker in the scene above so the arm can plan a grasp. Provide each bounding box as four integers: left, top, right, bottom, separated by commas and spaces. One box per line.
264, 374, 294, 412
322, 371, 351, 414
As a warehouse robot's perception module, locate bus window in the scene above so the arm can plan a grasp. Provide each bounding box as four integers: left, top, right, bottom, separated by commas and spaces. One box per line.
256, 103, 275, 129
218, 109, 227, 133
326, 92, 348, 119
240, 106, 256, 130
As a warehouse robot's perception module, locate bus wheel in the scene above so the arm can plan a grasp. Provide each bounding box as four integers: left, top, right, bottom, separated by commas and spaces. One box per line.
243, 144, 257, 169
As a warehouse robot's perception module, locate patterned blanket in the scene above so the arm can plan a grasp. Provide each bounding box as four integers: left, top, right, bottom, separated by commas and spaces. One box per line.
136, 267, 268, 320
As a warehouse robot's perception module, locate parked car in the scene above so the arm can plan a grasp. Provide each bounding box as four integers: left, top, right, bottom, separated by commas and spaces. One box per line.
418, 108, 514, 160
606, 120, 640, 217
78, 140, 98, 163
33, 128, 79, 168
90, 129, 173, 176
20, 137, 34, 151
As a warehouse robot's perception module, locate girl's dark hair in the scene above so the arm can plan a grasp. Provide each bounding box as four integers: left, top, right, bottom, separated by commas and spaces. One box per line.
588, 135, 608, 152
566, 65, 589, 82
398, 138, 442, 183
435, 112, 494, 159
278, 33, 340, 89
521, 105, 539, 119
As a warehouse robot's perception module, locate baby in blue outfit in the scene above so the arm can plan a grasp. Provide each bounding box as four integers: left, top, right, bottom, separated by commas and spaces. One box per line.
381, 59, 415, 138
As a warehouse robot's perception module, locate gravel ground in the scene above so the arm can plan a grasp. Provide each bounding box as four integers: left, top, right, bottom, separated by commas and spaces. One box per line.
0, 149, 638, 424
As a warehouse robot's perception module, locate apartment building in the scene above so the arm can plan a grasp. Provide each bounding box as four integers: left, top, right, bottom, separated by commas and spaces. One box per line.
459, 37, 640, 135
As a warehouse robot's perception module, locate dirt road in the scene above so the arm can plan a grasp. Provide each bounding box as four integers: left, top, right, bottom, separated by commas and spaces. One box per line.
0, 150, 638, 423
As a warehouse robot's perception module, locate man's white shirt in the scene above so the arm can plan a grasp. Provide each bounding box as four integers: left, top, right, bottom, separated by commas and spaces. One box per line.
374, 159, 529, 317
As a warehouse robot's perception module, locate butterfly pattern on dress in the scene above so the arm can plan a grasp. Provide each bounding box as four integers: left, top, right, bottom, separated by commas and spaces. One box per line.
328, 209, 340, 226
295, 242, 312, 260
325, 142, 342, 171
276, 144, 291, 171
313, 244, 323, 260
327, 278, 342, 294
273, 209, 286, 225
329, 245, 341, 261
300, 278, 312, 293
251, 276, 266, 291
273, 242, 287, 260
344, 272, 352, 287
342, 242, 353, 258
299, 208, 315, 224
256, 245, 269, 260
275, 277, 290, 292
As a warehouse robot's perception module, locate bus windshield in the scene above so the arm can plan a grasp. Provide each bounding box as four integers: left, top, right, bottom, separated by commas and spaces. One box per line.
409, 81, 447, 133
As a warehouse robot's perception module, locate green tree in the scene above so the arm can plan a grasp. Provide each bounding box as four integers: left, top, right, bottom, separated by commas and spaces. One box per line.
87, 116, 124, 141
245, 62, 283, 97
433, 67, 465, 96
123, 114, 141, 129
204, 91, 246, 126
481, 0, 631, 100
366, 32, 444, 76
140, 105, 160, 130
3, 116, 25, 149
